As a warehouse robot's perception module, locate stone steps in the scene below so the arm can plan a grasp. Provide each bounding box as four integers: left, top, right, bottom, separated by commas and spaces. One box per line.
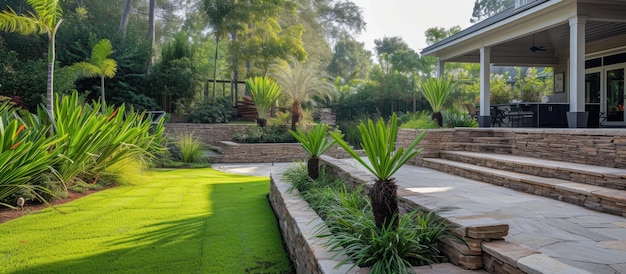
422, 157, 626, 217
440, 151, 626, 191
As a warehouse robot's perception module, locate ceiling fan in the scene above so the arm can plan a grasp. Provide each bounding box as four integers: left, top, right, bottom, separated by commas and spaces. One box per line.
529, 34, 547, 52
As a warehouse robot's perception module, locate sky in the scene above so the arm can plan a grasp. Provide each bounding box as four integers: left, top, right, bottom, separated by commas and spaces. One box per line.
351, 0, 476, 54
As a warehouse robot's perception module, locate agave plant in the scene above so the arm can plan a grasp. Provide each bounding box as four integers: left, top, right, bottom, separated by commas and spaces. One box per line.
245, 76, 282, 127
419, 77, 457, 126
330, 113, 426, 229
289, 123, 338, 179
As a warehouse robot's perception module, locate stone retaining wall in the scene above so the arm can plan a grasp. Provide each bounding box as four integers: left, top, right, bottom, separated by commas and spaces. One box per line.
397, 128, 626, 169
164, 123, 252, 144
212, 141, 353, 163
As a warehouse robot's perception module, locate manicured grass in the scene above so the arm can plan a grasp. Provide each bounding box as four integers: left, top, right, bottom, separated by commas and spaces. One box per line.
0, 168, 293, 273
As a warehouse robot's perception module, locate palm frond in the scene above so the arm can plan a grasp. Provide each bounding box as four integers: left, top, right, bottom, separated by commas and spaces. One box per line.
91, 39, 114, 66
0, 8, 43, 34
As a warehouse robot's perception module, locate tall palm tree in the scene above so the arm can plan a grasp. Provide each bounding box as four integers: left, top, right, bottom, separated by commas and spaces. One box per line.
272, 59, 335, 131
0, 0, 63, 120
69, 39, 118, 112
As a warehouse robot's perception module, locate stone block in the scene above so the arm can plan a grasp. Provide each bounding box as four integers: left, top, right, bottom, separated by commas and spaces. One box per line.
517, 254, 593, 274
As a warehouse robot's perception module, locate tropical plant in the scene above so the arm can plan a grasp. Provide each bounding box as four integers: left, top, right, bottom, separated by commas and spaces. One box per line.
289, 123, 338, 179
0, 104, 63, 208
442, 108, 479, 128
330, 113, 426, 229
186, 97, 232, 124
399, 111, 439, 129
48, 92, 164, 185
0, 0, 63, 119
245, 76, 283, 127
68, 39, 118, 112
273, 59, 335, 131
176, 133, 206, 163
419, 77, 457, 126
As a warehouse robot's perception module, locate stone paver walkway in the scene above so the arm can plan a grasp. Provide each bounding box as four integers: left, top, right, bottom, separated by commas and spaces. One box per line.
215, 160, 626, 274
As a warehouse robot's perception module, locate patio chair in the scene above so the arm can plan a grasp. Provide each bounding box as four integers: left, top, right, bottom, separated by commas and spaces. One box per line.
465, 103, 478, 120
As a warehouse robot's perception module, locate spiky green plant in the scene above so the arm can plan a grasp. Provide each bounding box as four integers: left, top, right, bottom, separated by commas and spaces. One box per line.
0, 103, 63, 208
176, 133, 206, 163
289, 123, 338, 179
245, 76, 282, 127
330, 113, 426, 229
419, 77, 457, 126
68, 39, 117, 112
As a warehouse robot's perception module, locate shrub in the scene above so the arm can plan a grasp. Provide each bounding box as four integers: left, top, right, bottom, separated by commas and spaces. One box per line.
176, 133, 207, 163
186, 97, 232, 123
399, 111, 439, 129
442, 108, 479, 128
232, 125, 295, 143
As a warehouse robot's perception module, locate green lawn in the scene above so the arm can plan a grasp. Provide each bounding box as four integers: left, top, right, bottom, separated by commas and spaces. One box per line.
0, 168, 293, 273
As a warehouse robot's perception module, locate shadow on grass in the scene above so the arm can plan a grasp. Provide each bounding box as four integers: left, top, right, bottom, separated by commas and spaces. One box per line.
10, 182, 293, 274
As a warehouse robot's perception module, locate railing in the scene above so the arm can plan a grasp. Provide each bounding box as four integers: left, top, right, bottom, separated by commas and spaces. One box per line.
515, 0, 538, 8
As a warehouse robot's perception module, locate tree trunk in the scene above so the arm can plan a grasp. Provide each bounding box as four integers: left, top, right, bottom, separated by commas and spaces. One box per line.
256, 118, 267, 127
100, 76, 106, 112
307, 156, 320, 180
212, 37, 219, 98
369, 179, 399, 229
291, 101, 302, 131
432, 111, 443, 127
119, 0, 132, 35
146, 0, 156, 75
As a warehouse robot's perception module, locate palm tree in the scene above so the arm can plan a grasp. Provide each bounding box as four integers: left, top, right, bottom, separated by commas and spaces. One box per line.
419, 76, 457, 126
204, 0, 238, 97
290, 123, 337, 180
272, 59, 335, 131
69, 39, 118, 112
330, 113, 426, 229
0, 0, 63, 119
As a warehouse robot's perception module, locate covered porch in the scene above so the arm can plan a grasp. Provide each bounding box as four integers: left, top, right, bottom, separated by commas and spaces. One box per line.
421, 0, 626, 128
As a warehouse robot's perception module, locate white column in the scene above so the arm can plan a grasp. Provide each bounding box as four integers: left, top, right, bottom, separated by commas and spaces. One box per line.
479, 46, 491, 127
569, 16, 586, 112
436, 59, 445, 78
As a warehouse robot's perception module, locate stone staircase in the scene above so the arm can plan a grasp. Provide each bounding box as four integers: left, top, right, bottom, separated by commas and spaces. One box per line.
421, 150, 626, 217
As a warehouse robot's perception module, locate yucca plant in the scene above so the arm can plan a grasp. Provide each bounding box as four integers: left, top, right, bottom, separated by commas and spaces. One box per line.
68, 39, 117, 112
0, 104, 63, 208
289, 123, 338, 179
330, 113, 426, 229
419, 77, 457, 126
245, 76, 282, 127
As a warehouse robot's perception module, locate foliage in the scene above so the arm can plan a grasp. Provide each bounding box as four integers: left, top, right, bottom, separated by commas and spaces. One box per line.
68, 38, 117, 111
232, 125, 295, 143
0, 103, 63, 208
419, 77, 457, 114
442, 108, 479, 128
245, 76, 283, 126
289, 123, 338, 179
327, 37, 372, 80
330, 113, 425, 182
471, 0, 514, 23
186, 96, 232, 124
0, 168, 293, 273
399, 111, 440, 129
176, 133, 207, 163
0, 0, 64, 118
49, 92, 164, 185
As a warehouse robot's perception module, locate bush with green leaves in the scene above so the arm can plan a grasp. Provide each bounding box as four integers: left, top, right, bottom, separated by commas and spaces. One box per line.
419, 77, 457, 126
0, 104, 63, 207
186, 97, 232, 124
44, 92, 164, 186
246, 76, 283, 127
176, 133, 207, 163
232, 125, 296, 143
442, 108, 479, 128
399, 111, 439, 129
